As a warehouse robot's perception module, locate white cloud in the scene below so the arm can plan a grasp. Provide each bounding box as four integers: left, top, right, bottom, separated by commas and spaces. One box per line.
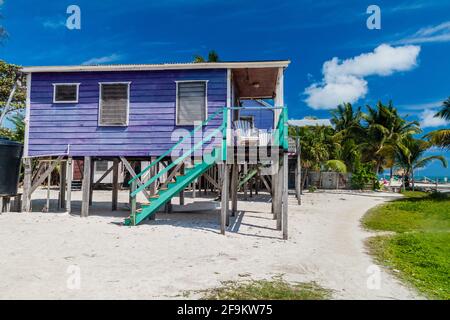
42, 18, 66, 29
420, 109, 450, 128
304, 44, 421, 110
82, 54, 122, 65
399, 100, 444, 111
396, 21, 450, 44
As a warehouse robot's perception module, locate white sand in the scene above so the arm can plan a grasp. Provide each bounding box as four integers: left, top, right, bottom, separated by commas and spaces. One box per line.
0, 188, 422, 300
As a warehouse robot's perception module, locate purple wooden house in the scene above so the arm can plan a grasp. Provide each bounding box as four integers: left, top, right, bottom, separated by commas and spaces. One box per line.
21, 60, 290, 238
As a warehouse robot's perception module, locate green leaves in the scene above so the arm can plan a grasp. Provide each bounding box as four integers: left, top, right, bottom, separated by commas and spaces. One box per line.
0, 60, 26, 114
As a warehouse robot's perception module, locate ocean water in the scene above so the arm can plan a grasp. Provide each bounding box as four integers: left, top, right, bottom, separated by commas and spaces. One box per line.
379, 175, 449, 184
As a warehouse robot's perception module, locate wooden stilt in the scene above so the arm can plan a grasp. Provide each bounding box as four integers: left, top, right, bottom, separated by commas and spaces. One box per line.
231, 164, 238, 217
89, 159, 95, 206
22, 158, 32, 213
81, 156, 91, 217
45, 165, 50, 213
276, 158, 283, 230
59, 160, 67, 209
220, 164, 229, 235
112, 158, 119, 211
282, 152, 289, 240
66, 157, 72, 214
296, 137, 302, 205
149, 157, 157, 196
243, 164, 248, 200
130, 180, 137, 221
179, 163, 185, 205
272, 173, 277, 217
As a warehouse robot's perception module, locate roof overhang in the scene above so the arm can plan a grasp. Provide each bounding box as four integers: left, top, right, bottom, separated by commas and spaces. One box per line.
21, 60, 290, 73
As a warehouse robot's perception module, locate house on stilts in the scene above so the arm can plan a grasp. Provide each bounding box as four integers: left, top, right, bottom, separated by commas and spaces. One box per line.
21, 60, 290, 239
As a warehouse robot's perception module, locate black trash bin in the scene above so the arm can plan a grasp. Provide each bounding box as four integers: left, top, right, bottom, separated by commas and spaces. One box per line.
0, 137, 23, 196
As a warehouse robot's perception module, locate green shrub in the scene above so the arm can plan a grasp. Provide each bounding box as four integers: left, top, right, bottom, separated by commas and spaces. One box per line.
351, 163, 377, 190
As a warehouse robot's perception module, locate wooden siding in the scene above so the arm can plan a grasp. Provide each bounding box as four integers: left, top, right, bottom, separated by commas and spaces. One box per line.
28, 69, 227, 157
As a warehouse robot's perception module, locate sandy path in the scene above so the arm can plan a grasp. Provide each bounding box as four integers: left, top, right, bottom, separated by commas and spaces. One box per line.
0, 189, 421, 299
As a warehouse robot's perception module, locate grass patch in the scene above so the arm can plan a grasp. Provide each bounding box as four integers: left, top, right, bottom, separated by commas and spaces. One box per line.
199, 277, 331, 300
363, 191, 450, 299
363, 192, 449, 233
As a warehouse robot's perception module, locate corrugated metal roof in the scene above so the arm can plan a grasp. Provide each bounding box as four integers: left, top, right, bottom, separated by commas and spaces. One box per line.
288, 119, 333, 127
22, 60, 291, 73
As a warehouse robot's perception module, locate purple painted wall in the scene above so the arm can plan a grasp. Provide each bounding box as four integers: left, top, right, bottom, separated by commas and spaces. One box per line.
28, 69, 227, 157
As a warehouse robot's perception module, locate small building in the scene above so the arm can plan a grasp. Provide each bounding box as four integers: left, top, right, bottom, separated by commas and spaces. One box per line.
21, 60, 291, 238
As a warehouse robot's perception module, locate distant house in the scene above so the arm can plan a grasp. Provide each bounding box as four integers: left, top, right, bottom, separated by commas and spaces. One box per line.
288, 118, 333, 128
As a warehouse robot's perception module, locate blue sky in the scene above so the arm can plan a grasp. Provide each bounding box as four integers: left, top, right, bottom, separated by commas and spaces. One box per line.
1, 0, 449, 176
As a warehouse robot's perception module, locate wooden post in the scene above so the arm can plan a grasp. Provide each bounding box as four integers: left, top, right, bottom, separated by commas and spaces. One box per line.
89, 159, 95, 206
59, 160, 67, 209
282, 152, 288, 240
272, 172, 278, 218
296, 137, 302, 205
231, 164, 238, 217
179, 164, 185, 205
112, 158, 119, 211
220, 164, 229, 235
243, 164, 248, 200
276, 159, 283, 230
149, 157, 157, 196
45, 166, 50, 212
22, 158, 32, 213
66, 157, 72, 214
81, 156, 91, 217
130, 180, 137, 219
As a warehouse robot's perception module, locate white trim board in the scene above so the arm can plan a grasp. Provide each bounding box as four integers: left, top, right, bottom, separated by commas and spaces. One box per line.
22, 61, 291, 73
52, 83, 80, 104
175, 80, 208, 126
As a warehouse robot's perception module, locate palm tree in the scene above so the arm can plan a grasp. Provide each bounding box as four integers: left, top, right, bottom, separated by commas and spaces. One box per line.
193, 50, 220, 63
435, 97, 450, 120
208, 50, 220, 62
330, 103, 365, 172
330, 103, 363, 133
426, 97, 450, 149
362, 101, 421, 175
289, 125, 342, 188
395, 137, 447, 190
193, 55, 205, 63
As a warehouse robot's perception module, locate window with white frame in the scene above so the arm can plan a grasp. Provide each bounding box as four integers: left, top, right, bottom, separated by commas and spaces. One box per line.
176, 81, 207, 125
99, 83, 130, 126
53, 84, 79, 103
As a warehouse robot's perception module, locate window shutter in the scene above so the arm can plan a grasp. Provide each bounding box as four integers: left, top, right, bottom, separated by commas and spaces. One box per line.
54, 84, 78, 102
100, 83, 129, 126
177, 82, 206, 125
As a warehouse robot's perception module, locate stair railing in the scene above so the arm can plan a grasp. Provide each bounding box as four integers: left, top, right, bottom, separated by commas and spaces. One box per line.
273, 106, 289, 151
129, 108, 224, 186
129, 107, 227, 199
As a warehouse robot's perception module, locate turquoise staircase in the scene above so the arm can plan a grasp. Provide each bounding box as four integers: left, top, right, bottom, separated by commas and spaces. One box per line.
124, 106, 289, 226
124, 109, 227, 226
